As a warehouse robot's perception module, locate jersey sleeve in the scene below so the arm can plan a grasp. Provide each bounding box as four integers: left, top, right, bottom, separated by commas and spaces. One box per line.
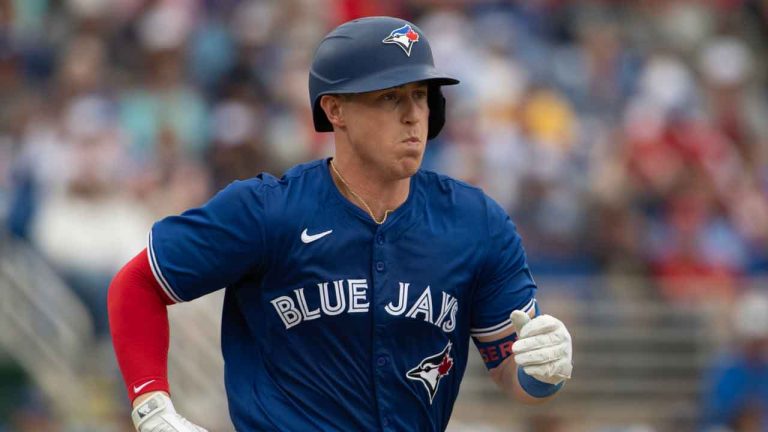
470, 195, 538, 340
147, 179, 268, 302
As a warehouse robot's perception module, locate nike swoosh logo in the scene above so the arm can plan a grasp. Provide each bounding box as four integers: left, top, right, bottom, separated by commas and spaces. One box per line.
301, 228, 333, 244
133, 380, 155, 393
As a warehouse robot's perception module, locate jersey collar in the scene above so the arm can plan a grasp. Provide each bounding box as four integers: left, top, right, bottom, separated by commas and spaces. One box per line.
323, 157, 421, 232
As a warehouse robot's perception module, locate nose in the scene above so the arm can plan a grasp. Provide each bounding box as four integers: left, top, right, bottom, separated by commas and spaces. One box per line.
400, 93, 426, 125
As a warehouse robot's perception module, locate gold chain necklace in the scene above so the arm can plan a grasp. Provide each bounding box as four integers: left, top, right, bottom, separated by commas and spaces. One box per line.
330, 160, 392, 225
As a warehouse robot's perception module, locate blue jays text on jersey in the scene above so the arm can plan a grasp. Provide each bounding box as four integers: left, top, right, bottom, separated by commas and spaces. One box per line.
270, 280, 459, 333
148, 158, 538, 432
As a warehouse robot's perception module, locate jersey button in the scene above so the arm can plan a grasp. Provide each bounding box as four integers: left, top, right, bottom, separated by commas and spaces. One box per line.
376, 261, 385, 272
376, 355, 388, 366
376, 234, 384, 245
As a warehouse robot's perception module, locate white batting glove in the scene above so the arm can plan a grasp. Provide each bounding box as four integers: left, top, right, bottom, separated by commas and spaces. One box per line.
511, 310, 573, 385
132, 392, 208, 432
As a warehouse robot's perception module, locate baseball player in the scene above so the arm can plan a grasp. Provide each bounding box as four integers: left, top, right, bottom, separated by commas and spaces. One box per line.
108, 16, 573, 432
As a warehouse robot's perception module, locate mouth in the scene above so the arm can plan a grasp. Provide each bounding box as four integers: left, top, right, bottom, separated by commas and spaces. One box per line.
402, 137, 421, 144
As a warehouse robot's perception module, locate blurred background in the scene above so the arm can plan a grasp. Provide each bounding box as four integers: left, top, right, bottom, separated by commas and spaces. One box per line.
1, 0, 768, 431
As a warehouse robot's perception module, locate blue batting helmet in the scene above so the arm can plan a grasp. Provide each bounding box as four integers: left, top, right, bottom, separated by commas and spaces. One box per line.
309, 16, 459, 140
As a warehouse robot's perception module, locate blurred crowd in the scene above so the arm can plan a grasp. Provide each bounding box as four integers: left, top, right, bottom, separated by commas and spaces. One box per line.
1, 0, 768, 430
1, 0, 767, 309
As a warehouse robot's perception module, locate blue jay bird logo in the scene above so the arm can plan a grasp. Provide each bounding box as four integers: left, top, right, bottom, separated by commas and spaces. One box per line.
406, 342, 454, 404
382, 24, 420, 57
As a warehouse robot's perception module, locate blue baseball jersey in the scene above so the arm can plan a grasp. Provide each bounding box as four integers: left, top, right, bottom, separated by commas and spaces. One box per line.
148, 158, 537, 431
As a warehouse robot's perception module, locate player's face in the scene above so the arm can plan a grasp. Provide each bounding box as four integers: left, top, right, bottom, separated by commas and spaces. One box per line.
341, 82, 430, 180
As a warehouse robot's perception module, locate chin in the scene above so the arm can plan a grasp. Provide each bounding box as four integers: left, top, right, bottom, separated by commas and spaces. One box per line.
395, 156, 423, 178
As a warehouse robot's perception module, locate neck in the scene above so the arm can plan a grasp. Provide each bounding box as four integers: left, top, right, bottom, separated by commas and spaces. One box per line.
329, 156, 411, 223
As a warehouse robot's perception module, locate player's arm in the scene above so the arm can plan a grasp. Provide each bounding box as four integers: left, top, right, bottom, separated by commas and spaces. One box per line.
109, 180, 267, 430
474, 310, 572, 404
471, 194, 572, 403
108, 249, 207, 431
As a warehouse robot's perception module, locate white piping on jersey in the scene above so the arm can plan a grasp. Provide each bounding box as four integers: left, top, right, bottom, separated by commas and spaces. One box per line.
147, 231, 184, 303
469, 298, 536, 338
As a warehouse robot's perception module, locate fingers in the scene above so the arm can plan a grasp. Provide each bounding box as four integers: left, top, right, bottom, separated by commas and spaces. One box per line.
513, 332, 568, 354
521, 359, 573, 384
512, 313, 573, 385
514, 343, 570, 366
516, 315, 566, 339
510, 310, 531, 335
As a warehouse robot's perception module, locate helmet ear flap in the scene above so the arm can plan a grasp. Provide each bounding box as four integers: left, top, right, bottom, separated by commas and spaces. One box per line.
313, 98, 334, 133
427, 85, 447, 140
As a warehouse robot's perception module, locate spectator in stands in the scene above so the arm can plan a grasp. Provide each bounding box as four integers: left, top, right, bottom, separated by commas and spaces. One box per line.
700, 290, 768, 431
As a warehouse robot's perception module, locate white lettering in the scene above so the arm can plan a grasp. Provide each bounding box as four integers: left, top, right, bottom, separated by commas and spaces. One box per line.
385, 282, 409, 315
442, 302, 458, 333
270, 296, 302, 329
405, 286, 433, 323
319, 281, 346, 316
347, 279, 369, 313
295, 288, 320, 321
271, 280, 456, 333
434, 292, 457, 327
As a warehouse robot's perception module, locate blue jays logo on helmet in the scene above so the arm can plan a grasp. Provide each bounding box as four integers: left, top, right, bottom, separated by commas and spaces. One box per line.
382, 24, 420, 57
406, 342, 454, 404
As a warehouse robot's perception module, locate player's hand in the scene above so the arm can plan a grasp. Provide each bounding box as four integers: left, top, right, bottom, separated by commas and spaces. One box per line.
510, 310, 572, 385
132, 392, 208, 432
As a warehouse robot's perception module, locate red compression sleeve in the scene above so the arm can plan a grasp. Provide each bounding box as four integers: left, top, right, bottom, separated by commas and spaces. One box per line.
108, 248, 175, 402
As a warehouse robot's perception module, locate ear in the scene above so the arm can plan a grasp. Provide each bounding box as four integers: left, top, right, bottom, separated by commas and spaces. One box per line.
320, 95, 347, 129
